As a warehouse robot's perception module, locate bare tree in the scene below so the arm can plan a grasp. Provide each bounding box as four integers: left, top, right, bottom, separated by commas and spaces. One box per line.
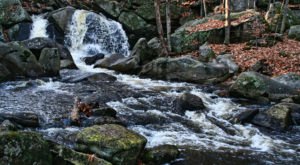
280, 0, 289, 34
166, 0, 172, 51
224, 0, 231, 44
154, 0, 168, 56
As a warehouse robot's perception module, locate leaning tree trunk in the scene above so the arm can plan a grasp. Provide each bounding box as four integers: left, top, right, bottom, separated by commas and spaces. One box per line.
280, 0, 289, 34
154, 0, 168, 56
224, 0, 231, 44
166, 0, 172, 52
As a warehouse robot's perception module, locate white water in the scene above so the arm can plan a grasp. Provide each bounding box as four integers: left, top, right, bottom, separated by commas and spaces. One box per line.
26, 10, 299, 160
30, 15, 49, 39
65, 10, 130, 67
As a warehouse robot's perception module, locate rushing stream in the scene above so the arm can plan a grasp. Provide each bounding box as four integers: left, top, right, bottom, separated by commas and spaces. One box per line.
0, 10, 299, 164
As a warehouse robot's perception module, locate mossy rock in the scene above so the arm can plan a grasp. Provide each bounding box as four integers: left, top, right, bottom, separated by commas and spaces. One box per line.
0, 131, 52, 165
51, 144, 112, 165
288, 25, 300, 41
142, 145, 180, 165
0, 0, 31, 26
230, 72, 299, 101
75, 124, 147, 165
94, 0, 121, 18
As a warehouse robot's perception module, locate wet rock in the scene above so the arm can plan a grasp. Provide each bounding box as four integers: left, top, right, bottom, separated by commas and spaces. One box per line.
142, 145, 180, 165
273, 72, 300, 90
82, 116, 124, 127
229, 72, 299, 101
175, 93, 205, 114
109, 56, 141, 74
60, 59, 76, 69
60, 69, 116, 83
0, 131, 52, 165
48, 6, 76, 33
0, 42, 44, 81
50, 144, 112, 165
7, 22, 32, 41
140, 56, 230, 84
288, 25, 300, 41
0, 0, 31, 26
216, 54, 239, 74
87, 73, 117, 82
82, 54, 105, 65
75, 124, 147, 165
0, 112, 39, 127
21, 37, 72, 60
39, 48, 61, 76
231, 109, 259, 124
0, 64, 11, 82
0, 25, 4, 42
94, 53, 124, 68
0, 120, 18, 131
92, 107, 117, 117
251, 103, 300, 130
198, 43, 215, 62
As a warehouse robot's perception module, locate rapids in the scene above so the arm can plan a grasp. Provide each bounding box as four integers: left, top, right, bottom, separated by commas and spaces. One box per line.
0, 10, 299, 164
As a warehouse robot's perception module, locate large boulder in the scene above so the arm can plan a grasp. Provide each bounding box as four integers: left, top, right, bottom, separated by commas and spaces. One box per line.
288, 25, 300, 41
0, 131, 52, 165
229, 72, 299, 101
130, 38, 157, 65
47, 6, 76, 34
171, 10, 260, 53
0, 0, 31, 26
198, 43, 215, 62
251, 103, 300, 130
142, 145, 180, 165
0, 112, 39, 127
174, 92, 206, 115
216, 54, 239, 74
118, 11, 156, 41
140, 56, 230, 84
7, 22, 32, 41
20, 37, 72, 60
75, 124, 147, 165
265, 2, 300, 32
39, 48, 61, 76
0, 42, 44, 81
273, 72, 300, 90
94, 0, 121, 18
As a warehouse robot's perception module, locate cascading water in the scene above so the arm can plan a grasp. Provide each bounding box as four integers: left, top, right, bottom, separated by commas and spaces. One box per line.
1, 9, 299, 164
65, 10, 130, 71
29, 15, 49, 39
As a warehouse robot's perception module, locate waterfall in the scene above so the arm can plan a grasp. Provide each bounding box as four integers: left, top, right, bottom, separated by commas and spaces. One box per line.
29, 15, 49, 39
65, 10, 130, 68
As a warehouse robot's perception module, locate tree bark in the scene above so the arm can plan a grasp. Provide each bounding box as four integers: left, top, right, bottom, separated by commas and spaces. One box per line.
280, 0, 289, 34
203, 0, 207, 17
154, 0, 168, 56
224, 0, 230, 44
166, 0, 172, 52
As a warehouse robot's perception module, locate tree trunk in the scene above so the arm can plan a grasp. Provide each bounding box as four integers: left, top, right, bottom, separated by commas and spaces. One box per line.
224, 0, 230, 44
154, 0, 168, 56
203, 0, 207, 17
166, 0, 172, 52
280, 0, 289, 34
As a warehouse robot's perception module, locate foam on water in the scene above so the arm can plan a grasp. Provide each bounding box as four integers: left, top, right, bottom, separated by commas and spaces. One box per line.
30, 15, 49, 39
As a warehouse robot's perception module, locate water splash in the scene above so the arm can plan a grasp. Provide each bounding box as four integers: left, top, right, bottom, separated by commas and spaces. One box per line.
30, 15, 49, 39
65, 10, 130, 69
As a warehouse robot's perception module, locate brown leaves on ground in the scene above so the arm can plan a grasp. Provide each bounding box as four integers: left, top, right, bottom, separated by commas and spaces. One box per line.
211, 37, 300, 76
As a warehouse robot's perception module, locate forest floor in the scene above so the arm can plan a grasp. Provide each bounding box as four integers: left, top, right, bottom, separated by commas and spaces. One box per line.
210, 36, 300, 76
